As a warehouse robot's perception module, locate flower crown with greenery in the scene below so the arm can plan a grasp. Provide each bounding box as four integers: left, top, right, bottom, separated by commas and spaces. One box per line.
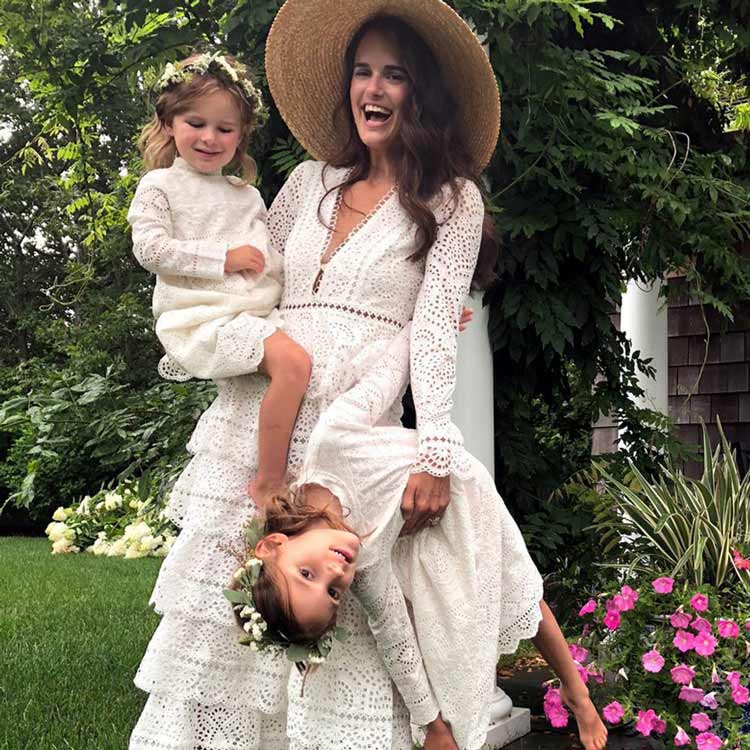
223, 515, 348, 672
155, 51, 268, 125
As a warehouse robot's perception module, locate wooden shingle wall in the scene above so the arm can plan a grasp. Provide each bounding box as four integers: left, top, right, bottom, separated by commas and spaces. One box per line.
592, 273, 750, 474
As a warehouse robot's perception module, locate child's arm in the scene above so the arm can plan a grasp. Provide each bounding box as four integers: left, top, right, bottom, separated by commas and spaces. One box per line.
350, 568, 441, 730
300, 328, 450, 734
316, 323, 411, 432
128, 177, 252, 279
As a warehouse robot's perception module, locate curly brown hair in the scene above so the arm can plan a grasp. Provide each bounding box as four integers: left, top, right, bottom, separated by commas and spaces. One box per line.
320, 15, 498, 290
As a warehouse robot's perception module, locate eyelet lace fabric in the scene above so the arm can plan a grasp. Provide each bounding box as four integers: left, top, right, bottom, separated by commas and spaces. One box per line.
128, 158, 283, 382
298, 327, 544, 750
130, 161, 494, 750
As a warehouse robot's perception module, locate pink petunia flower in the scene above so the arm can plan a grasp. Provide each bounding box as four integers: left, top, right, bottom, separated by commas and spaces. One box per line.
635, 709, 658, 737
671, 610, 693, 629
674, 629, 696, 653
603, 609, 621, 631
575, 663, 589, 684
652, 576, 675, 594
578, 599, 597, 617
642, 649, 665, 673
602, 701, 624, 725
679, 685, 705, 703
717, 619, 740, 638
690, 593, 709, 612
691, 617, 712, 633
544, 686, 569, 728
695, 732, 722, 750
711, 664, 720, 684
674, 727, 691, 746
587, 665, 604, 684
700, 692, 718, 710
733, 548, 750, 570
568, 643, 588, 663
690, 713, 712, 732
693, 632, 717, 657
726, 671, 741, 688
671, 664, 697, 685
547, 706, 569, 728
614, 585, 639, 611
732, 685, 750, 705
653, 716, 667, 735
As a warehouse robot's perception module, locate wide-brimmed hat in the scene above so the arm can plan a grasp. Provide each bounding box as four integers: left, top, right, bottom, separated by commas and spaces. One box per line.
265, 0, 500, 172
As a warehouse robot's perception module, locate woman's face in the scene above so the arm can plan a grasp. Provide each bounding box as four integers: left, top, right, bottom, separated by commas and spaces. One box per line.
349, 28, 411, 160
256, 528, 360, 633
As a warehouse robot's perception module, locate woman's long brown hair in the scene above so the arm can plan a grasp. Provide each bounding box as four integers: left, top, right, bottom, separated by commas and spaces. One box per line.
319, 14, 498, 290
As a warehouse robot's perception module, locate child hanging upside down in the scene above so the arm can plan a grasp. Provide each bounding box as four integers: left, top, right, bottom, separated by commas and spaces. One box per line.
228, 323, 608, 750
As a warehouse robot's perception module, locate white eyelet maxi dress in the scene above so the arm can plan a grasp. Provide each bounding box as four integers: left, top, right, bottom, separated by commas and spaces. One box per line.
296, 323, 544, 750
128, 160, 517, 750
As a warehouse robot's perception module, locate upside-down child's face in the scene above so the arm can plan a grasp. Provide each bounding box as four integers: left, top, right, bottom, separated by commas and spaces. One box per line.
166, 88, 243, 174
255, 525, 360, 633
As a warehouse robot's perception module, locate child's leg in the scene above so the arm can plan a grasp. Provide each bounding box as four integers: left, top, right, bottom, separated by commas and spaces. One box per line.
532, 600, 608, 750
250, 330, 311, 501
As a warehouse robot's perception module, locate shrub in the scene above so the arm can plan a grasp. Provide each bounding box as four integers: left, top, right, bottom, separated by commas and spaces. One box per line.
594, 420, 750, 595
44, 478, 177, 558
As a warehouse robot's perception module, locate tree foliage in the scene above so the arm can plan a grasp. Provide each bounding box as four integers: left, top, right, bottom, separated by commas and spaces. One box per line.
0, 1, 748, 569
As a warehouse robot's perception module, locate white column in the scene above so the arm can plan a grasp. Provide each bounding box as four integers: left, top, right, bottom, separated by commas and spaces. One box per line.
619, 278, 669, 414
452, 293, 531, 749
452, 292, 495, 476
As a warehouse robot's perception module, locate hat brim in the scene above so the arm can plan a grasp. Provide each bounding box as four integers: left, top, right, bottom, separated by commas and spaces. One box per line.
265, 0, 500, 173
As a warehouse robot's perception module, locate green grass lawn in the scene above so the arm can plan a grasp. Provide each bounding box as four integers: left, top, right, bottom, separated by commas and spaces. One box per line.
0, 537, 163, 750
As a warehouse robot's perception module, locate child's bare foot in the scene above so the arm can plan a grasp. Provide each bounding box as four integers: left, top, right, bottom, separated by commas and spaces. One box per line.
560, 685, 608, 750
423, 715, 458, 750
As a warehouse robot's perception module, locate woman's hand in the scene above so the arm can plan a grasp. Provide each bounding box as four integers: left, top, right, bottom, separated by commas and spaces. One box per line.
225, 245, 265, 273
458, 305, 473, 332
400, 471, 450, 536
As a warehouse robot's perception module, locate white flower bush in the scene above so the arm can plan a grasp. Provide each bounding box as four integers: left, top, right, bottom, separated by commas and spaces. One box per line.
45, 480, 177, 558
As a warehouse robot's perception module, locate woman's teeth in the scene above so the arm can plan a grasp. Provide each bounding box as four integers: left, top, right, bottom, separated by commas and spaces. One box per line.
364, 104, 392, 122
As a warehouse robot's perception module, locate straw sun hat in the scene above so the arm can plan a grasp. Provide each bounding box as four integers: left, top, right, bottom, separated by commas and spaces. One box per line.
265, 0, 500, 172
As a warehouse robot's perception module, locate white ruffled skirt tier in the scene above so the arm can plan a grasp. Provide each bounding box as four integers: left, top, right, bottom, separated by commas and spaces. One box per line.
129, 452, 414, 750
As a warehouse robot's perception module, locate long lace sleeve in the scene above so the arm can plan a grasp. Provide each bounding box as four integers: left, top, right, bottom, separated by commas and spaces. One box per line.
266, 161, 309, 257
350, 566, 440, 728
321, 323, 412, 430
127, 179, 228, 280
410, 180, 484, 476
299, 325, 439, 726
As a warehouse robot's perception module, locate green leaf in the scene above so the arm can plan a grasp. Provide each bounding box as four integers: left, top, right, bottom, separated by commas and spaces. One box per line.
223, 588, 250, 605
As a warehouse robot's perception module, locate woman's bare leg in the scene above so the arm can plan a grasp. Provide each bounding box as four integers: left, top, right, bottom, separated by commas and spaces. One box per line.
249, 330, 311, 503
532, 600, 608, 750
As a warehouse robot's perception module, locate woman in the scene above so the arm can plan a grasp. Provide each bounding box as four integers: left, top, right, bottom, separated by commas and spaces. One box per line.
130, 2, 604, 749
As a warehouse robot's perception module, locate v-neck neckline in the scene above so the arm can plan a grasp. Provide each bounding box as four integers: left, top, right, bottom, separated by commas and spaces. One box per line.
320, 176, 396, 266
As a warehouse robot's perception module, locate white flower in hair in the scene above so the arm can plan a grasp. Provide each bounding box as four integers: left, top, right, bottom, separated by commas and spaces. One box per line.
153, 51, 269, 124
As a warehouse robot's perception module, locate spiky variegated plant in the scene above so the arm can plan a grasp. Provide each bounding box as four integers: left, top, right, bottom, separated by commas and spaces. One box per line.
595, 419, 750, 594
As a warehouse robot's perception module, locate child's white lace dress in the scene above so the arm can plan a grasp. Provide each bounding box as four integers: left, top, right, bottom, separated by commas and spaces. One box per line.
128, 157, 283, 381
128, 160, 527, 750
297, 324, 544, 750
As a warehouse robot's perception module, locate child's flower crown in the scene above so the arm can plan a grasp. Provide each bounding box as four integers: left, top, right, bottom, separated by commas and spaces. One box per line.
155, 52, 268, 125
223, 515, 348, 671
